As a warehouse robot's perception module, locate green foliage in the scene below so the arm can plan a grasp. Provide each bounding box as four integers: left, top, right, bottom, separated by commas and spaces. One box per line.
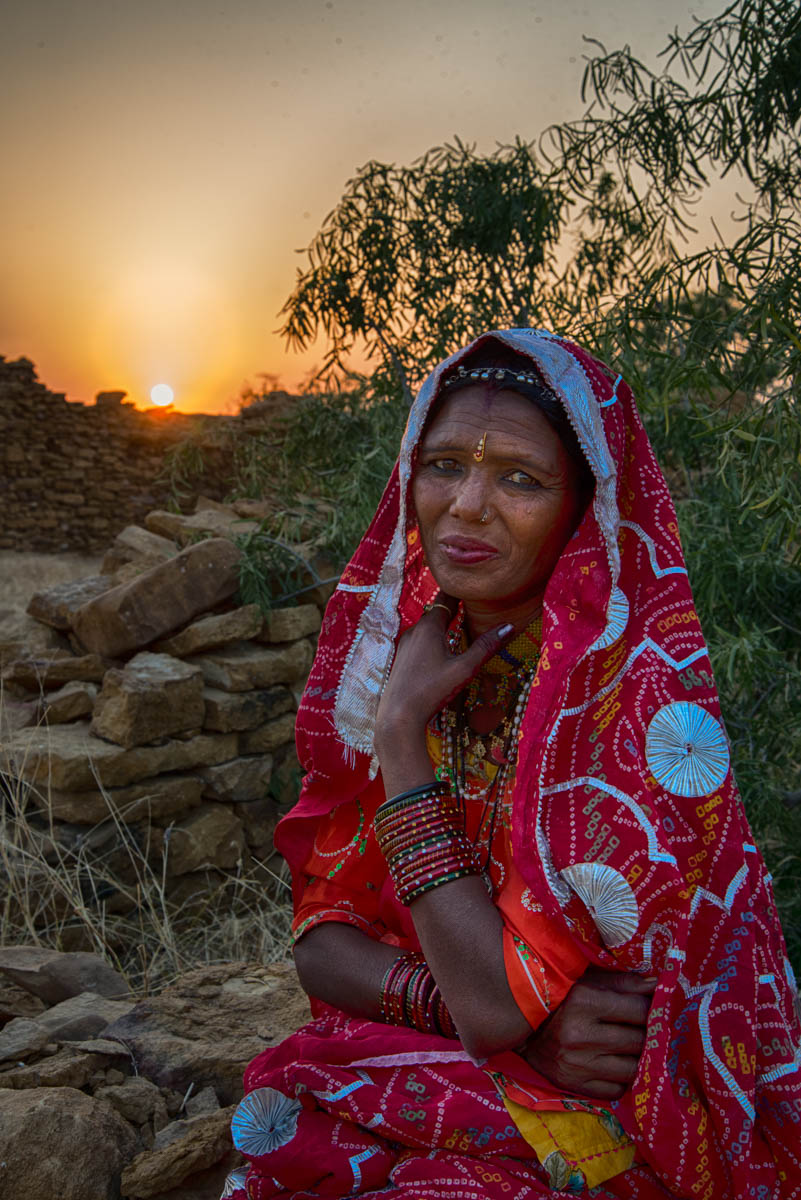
281, 139, 564, 398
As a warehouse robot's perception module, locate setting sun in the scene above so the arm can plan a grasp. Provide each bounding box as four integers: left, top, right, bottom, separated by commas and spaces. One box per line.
150, 383, 174, 407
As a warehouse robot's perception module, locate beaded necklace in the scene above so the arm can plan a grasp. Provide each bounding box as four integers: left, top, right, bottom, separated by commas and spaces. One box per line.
436, 610, 542, 879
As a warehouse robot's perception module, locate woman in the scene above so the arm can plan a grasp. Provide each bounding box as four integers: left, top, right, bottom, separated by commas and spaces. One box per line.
224, 331, 801, 1199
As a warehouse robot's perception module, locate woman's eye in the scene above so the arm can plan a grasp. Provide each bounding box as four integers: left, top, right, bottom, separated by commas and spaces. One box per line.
505, 470, 538, 488
429, 458, 461, 473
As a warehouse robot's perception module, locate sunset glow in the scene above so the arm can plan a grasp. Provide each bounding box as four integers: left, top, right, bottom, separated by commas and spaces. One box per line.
2, 1, 721, 415
150, 383, 174, 407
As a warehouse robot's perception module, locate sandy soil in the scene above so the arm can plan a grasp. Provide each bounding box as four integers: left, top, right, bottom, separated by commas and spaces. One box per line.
0, 551, 103, 610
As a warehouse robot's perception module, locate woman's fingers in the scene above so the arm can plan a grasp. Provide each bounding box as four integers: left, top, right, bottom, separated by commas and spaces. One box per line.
580, 986, 651, 1029
590, 1021, 646, 1056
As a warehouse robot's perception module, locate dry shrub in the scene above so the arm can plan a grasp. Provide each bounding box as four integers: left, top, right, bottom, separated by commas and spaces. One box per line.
0, 700, 293, 996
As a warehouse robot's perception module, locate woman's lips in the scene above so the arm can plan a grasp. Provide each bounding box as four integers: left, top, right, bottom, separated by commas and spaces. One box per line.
439, 535, 499, 564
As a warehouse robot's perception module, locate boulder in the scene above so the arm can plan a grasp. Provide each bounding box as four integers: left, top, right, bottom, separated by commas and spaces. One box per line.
3, 652, 107, 691
202, 684, 294, 733
198, 756, 273, 803
5, 723, 238, 790
46, 774, 205, 825
239, 712, 297, 755
164, 804, 245, 874
0, 946, 129, 1005
120, 1105, 236, 1198
35, 991, 134, 1041
153, 604, 263, 657
0, 1086, 137, 1200
0, 605, 71, 668
92, 654, 205, 748
71, 538, 241, 658
26, 575, 114, 630
103, 962, 310, 1105
189, 639, 314, 692
41, 679, 97, 723
258, 603, 321, 644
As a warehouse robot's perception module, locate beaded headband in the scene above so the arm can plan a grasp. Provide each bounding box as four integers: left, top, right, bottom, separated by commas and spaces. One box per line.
442, 364, 542, 388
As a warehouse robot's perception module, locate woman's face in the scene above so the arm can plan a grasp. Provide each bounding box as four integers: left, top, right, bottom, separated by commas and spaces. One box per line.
412, 385, 587, 619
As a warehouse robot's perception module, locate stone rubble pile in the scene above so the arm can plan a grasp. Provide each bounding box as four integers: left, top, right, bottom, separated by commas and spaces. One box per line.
0, 947, 310, 1200
0, 497, 330, 919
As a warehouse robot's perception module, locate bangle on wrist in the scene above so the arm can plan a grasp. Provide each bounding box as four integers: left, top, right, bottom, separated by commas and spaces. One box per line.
374, 781, 480, 906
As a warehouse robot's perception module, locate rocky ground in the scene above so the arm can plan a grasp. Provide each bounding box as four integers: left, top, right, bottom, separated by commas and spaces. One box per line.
0, 947, 310, 1199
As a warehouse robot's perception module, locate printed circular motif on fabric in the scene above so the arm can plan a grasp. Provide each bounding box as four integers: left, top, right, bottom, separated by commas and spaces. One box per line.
645, 701, 730, 798
231, 1087, 301, 1157
220, 1166, 250, 1197
588, 586, 629, 651
560, 862, 639, 947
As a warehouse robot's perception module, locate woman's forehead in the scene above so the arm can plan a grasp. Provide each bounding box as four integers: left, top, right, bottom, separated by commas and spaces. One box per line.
422, 386, 563, 451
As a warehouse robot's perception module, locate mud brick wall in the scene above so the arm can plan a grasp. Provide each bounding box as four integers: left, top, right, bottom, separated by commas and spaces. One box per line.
0, 357, 223, 553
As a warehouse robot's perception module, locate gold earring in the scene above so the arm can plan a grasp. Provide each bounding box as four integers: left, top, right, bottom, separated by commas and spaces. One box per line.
473, 432, 487, 462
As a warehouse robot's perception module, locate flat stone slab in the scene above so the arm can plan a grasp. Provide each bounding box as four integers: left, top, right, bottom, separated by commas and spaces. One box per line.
198, 755, 273, 803
101, 524, 178, 576
0, 605, 71, 669
258, 603, 321, 644
0, 1017, 50, 1063
121, 1104, 236, 1198
35, 991, 135, 1042
239, 712, 297, 755
5, 722, 237, 791
71, 538, 241, 658
202, 684, 294, 732
153, 604, 263, 657
41, 679, 97, 724
3, 653, 107, 691
103, 962, 310, 1105
0, 1046, 113, 1091
26, 575, 114, 630
164, 804, 245, 875
0, 947, 129, 1005
46, 773, 205, 825
145, 508, 260, 546
189, 639, 313, 692
92, 652, 205, 748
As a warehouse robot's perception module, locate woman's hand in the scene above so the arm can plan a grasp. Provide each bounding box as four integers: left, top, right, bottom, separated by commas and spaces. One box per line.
374, 598, 513, 763
522, 967, 655, 1100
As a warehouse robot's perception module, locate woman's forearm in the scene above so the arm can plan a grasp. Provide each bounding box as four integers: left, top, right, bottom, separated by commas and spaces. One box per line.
377, 727, 533, 1060
293, 923, 402, 1020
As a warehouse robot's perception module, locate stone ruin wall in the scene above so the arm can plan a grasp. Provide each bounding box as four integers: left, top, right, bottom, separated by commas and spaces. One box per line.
0, 499, 336, 933
0, 356, 228, 553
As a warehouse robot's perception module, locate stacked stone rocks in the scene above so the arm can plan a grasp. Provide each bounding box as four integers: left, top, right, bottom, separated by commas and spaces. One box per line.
0, 947, 309, 1200
1, 499, 328, 919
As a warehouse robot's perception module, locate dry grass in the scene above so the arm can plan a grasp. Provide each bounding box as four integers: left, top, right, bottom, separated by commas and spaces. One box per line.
0, 551, 103, 609
0, 708, 294, 996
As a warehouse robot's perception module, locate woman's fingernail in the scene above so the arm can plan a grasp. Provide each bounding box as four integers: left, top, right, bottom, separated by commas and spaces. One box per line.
498, 623, 514, 637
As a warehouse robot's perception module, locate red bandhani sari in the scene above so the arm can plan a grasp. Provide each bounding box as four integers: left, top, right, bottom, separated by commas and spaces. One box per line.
225, 330, 801, 1199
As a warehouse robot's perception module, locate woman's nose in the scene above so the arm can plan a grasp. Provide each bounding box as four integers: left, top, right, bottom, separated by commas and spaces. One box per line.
449, 469, 489, 522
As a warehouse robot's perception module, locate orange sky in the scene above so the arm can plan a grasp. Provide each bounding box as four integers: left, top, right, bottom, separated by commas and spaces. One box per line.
1, 0, 727, 413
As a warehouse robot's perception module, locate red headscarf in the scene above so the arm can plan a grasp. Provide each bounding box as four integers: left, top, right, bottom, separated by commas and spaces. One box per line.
277, 330, 801, 1196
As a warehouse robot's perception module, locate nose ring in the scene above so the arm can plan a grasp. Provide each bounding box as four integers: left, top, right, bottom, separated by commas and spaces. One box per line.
479, 509, 490, 525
